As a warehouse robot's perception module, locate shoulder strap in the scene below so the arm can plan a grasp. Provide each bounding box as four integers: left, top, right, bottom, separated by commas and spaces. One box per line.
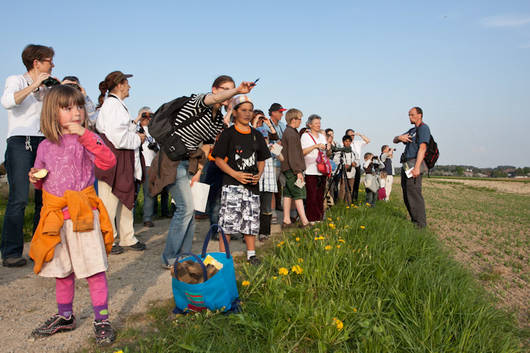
306, 132, 317, 144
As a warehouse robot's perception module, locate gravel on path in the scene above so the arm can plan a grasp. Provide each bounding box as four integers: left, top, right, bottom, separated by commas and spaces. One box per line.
0, 217, 280, 353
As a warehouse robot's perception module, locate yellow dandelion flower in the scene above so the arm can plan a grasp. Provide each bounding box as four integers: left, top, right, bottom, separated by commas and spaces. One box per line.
353, 307, 357, 313
272, 276, 278, 280
332, 317, 344, 331
114, 351, 124, 353
242, 280, 250, 286
324, 245, 332, 251
278, 267, 289, 276
346, 206, 350, 209
298, 258, 304, 263
336, 245, 341, 249
327, 217, 332, 221
295, 237, 300, 242
277, 240, 285, 247
291, 265, 303, 274
360, 225, 366, 229
338, 239, 345, 243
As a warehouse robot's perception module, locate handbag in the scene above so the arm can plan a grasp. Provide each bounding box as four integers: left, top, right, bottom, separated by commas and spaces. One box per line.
306, 132, 332, 176
172, 225, 240, 314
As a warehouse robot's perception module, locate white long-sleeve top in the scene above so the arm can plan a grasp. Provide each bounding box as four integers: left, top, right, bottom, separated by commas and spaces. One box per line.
96, 94, 142, 180
1, 74, 45, 138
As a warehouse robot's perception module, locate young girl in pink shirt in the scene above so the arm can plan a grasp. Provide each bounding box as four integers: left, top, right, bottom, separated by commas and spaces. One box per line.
28, 85, 117, 345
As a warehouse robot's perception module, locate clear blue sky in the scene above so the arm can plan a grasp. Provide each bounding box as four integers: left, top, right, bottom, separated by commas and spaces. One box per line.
1, 0, 529, 168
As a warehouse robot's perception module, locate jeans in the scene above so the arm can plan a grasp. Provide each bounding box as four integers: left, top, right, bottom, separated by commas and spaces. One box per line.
204, 161, 223, 226
162, 160, 194, 265
352, 166, 361, 202
1, 136, 44, 259
142, 171, 155, 222
366, 190, 377, 207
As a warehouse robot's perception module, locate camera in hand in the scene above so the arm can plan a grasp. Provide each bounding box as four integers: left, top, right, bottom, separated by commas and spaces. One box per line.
42, 77, 60, 87
371, 156, 383, 172
141, 112, 152, 119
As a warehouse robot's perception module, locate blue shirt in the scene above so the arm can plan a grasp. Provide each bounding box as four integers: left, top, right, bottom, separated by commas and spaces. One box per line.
403, 123, 431, 160
261, 120, 286, 140
261, 120, 286, 167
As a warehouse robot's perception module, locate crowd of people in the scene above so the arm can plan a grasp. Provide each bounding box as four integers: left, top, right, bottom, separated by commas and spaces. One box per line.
1, 44, 431, 345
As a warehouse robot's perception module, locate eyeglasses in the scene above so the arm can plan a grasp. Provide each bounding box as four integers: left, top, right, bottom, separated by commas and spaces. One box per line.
40, 58, 54, 64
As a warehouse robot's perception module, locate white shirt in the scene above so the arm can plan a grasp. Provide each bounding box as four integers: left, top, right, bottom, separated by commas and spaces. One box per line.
1, 75, 45, 138
96, 94, 142, 179
140, 125, 157, 167
352, 139, 367, 161
300, 131, 327, 175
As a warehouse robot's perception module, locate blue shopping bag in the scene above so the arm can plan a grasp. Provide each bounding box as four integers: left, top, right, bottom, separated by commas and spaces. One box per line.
172, 225, 239, 313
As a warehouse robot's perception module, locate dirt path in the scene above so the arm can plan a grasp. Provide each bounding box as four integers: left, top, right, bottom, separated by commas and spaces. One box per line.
0, 218, 280, 353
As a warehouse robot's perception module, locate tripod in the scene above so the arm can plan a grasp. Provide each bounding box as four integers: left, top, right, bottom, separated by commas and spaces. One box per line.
324, 153, 353, 207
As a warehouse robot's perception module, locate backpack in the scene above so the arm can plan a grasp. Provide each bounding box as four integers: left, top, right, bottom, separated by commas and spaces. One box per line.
424, 135, 439, 169
148, 96, 199, 161
417, 124, 439, 170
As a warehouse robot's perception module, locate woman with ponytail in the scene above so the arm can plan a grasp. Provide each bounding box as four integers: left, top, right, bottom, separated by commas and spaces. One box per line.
95, 71, 146, 254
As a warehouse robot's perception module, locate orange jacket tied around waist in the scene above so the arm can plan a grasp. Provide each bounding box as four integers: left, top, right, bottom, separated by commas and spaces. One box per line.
29, 186, 114, 274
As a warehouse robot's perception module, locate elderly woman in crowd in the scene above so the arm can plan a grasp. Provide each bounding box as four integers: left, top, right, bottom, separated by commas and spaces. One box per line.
300, 114, 329, 223
95, 71, 146, 254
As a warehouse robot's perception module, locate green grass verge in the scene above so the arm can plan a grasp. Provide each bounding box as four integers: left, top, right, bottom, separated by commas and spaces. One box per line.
102, 201, 523, 353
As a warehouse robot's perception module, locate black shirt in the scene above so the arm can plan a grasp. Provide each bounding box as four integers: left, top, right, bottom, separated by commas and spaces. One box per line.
212, 125, 271, 194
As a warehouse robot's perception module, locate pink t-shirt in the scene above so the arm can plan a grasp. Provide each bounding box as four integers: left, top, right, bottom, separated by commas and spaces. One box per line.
34, 130, 116, 197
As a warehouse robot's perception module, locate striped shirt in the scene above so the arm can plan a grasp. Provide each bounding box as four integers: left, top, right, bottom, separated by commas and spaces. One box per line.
172, 93, 225, 152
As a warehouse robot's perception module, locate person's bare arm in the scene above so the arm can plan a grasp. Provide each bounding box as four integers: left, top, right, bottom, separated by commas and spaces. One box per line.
215, 157, 253, 184
203, 81, 255, 106
394, 134, 412, 144
412, 143, 427, 177
13, 73, 49, 105
356, 132, 370, 144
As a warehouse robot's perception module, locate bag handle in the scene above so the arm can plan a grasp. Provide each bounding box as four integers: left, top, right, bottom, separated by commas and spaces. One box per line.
201, 224, 231, 259
174, 252, 208, 282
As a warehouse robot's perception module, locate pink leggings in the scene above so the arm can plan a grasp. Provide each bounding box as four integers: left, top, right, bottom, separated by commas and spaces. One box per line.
56, 271, 108, 319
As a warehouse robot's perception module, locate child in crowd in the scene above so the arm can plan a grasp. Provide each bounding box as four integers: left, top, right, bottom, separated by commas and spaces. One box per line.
363, 152, 380, 207
379, 144, 395, 201
28, 85, 116, 345
213, 96, 271, 265
335, 134, 359, 204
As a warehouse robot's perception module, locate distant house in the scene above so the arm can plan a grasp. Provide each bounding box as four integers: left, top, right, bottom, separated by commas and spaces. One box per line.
464, 171, 473, 177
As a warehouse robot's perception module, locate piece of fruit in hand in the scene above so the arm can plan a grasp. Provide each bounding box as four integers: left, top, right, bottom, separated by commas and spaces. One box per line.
33, 169, 48, 179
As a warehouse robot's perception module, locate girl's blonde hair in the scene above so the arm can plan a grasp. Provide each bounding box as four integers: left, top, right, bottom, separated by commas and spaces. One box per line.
40, 85, 87, 143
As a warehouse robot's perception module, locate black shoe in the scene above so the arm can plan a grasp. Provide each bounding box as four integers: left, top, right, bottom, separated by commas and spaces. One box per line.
110, 244, 124, 255
32, 314, 76, 337
143, 221, 154, 228
127, 241, 146, 251
93, 319, 116, 345
247, 256, 261, 265
2, 257, 27, 267
258, 234, 269, 242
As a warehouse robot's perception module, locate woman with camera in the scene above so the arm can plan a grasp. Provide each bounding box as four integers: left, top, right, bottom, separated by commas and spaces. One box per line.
95, 71, 147, 254
1, 44, 56, 267
300, 114, 330, 223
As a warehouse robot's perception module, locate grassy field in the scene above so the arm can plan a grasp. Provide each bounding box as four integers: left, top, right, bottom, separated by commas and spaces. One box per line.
2, 180, 527, 352
89, 181, 526, 353
419, 178, 529, 328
